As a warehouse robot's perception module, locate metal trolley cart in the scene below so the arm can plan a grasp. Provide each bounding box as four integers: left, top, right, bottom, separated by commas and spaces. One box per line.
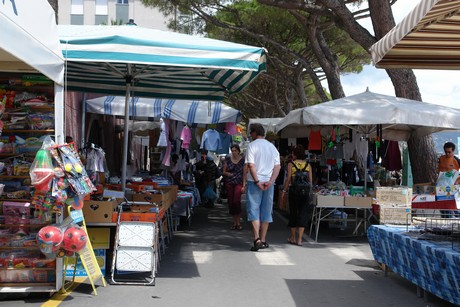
111, 202, 158, 285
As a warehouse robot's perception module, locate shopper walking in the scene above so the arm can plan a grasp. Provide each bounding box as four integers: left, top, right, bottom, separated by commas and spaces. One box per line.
281, 145, 313, 246
223, 145, 245, 230
245, 123, 281, 251
194, 150, 221, 207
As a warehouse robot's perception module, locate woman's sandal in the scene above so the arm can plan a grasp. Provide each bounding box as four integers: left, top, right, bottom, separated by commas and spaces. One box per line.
262, 241, 269, 248
250, 238, 263, 251
230, 225, 237, 230
236, 225, 243, 230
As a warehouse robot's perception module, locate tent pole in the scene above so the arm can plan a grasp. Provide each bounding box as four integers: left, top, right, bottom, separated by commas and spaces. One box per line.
121, 81, 131, 192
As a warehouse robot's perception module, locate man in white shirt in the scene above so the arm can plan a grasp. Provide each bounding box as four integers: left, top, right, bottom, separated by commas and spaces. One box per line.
245, 123, 281, 251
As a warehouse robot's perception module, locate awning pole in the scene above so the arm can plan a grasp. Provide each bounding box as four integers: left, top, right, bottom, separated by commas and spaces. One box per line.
121, 80, 132, 192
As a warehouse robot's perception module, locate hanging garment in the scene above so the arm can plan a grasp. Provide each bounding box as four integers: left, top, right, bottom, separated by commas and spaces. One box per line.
157, 119, 168, 147
216, 132, 231, 155
225, 122, 238, 135
383, 140, 402, 171
161, 118, 172, 166
200, 129, 222, 151
180, 125, 192, 149
308, 130, 322, 151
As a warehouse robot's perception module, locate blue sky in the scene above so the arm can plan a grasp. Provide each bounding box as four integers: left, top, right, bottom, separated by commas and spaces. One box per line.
325, 0, 460, 109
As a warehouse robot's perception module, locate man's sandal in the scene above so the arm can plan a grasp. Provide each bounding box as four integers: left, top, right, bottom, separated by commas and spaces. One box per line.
250, 238, 263, 251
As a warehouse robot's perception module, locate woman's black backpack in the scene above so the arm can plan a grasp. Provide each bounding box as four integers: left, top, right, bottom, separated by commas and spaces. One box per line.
292, 162, 311, 196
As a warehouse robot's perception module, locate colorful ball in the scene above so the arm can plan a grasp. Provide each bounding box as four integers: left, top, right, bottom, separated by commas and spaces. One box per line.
64, 163, 73, 173
37, 225, 64, 254
62, 226, 87, 253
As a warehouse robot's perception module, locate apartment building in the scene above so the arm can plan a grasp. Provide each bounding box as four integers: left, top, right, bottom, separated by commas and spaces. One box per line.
58, 0, 169, 30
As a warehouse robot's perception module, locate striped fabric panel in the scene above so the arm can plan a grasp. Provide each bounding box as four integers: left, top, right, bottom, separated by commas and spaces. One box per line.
187, 101, 199, 124
212, 101, 222, 124
371, 0, 460, 69
58, 25, 266, 100
371, 0, 438, 64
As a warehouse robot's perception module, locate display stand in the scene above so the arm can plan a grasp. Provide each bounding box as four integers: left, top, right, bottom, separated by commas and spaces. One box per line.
62, 208, 106, 295
111, 202, 157, 285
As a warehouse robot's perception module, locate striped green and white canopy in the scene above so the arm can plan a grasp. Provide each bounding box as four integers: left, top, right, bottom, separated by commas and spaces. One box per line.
58, 25, 266, 191
58, 25, 267, 100
371, 0, 460, 69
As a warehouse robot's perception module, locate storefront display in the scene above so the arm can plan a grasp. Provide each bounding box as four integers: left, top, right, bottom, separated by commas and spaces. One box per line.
0, 73, 64, 293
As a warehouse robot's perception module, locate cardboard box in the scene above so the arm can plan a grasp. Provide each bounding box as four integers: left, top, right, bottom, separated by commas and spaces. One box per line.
376, 187, 412, 206
132, 193, 163, 205
379, 205, 411, 225
65, 249, 106, 277
112, 212, 159, 223
316, 195, 344, 207
344, 196, 372, 208
412, 183, 436, 195
435, 185, 460, 200
87, 227, 111, 249
130, 203, 160, 213
83, 200, 118, 223
132, 185, 178, 209
411, 194, 436, 203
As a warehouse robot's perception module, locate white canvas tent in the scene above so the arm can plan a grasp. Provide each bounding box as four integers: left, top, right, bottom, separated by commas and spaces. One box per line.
0, 0, 65, 143
276, 89, 460, 189
0, 0, 65, 293
85, 96, 241, 124
275, 90, 460, 141
0, 0, 64, 84
248, 118, 283, 133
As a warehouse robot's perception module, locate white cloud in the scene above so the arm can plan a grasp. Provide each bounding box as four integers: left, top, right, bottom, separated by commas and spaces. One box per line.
326, 0, 460, 109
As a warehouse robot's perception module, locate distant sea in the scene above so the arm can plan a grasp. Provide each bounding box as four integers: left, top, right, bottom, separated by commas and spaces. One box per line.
432, 131, 460, 155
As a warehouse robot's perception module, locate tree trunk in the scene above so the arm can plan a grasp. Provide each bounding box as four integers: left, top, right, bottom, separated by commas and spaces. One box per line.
368, 0, 437, 183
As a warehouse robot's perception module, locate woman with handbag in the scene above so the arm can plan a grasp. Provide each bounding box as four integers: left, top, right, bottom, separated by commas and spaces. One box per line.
222, 145, 245, 230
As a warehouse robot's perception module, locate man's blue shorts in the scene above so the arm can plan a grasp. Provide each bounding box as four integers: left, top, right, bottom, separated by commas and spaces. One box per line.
246, 181, 274, 222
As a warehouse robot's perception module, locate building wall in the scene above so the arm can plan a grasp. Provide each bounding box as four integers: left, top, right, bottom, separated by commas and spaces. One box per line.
58, 0, 169, 30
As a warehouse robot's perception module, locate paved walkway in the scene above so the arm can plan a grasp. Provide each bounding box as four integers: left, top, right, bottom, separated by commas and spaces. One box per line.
0, 200, 455, 306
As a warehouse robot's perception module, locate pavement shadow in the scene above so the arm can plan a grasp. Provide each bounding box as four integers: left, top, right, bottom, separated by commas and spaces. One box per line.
284, 270, 456, 307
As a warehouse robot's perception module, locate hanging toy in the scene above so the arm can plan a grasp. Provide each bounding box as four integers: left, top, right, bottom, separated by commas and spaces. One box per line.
62, 225, 87, 253
30, 149, 55, 194
37, 225, 64, 257
66, 197, 84, 210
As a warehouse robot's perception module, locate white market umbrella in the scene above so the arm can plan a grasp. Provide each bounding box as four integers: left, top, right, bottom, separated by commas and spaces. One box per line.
275, 89, 460, 190
371, 0, 460, 69
275, 89, 460, 141
86, 96, 241, 124
58, 25, 266, 190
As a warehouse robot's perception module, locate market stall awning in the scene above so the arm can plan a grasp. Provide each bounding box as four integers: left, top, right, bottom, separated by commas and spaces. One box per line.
86, 96, 241, 124
58, 25, 266, 100
275, 89, 460, 141
248, 117, 283, 133
0, 0, 64, 84
370, 0, 460, 69
58, 25, 266, 190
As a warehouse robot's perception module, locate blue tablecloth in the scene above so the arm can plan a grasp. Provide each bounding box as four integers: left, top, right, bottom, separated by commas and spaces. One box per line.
367, 225, 460, 305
